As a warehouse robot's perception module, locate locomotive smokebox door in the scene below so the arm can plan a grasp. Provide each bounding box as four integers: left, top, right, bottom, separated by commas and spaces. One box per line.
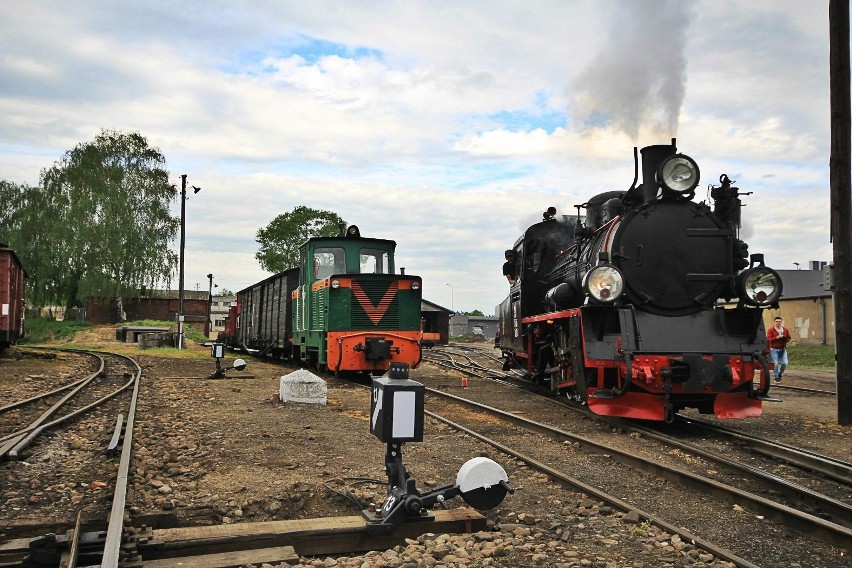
370, 372, 424, 443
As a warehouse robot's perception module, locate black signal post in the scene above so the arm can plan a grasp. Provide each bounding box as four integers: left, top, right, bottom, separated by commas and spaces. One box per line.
365, 363, 512, 534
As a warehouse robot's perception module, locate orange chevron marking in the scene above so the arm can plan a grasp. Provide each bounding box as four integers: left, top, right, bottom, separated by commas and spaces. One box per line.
351, 281, 398, 324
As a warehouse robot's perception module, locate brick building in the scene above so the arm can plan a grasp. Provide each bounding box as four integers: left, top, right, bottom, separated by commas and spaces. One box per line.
86, 289, 210, 333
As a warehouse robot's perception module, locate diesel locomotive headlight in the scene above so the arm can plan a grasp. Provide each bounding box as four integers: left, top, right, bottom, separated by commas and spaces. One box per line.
737, 266, 782, 306
411, 281, 420, 290
658, 154, 700, 193
331, 279, 340, 289
583, 265, 624, 303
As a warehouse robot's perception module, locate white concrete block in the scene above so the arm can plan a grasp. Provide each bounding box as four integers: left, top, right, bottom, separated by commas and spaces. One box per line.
280, 370, 327, 405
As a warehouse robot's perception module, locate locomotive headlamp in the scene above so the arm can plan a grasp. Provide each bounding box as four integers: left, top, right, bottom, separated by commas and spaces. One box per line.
411, 281, 420, 290
658, 154, 700, 194
583, 265, 624, 303
737, 266, 783, 306
331, 279, 341, 289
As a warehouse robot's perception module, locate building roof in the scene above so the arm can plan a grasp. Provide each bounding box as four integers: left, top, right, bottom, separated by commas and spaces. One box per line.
421, 298, 452, 313
451, 314, 498, 322
135, 289, 210, 301
777, 269, 830, 300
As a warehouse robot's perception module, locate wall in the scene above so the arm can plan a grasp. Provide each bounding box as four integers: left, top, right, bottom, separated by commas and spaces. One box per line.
764, 297, 834, 346
86, 297, 210, 333
449, 314, 499, 340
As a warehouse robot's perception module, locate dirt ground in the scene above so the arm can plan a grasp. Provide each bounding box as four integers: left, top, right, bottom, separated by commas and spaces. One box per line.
1, 329, 850, 567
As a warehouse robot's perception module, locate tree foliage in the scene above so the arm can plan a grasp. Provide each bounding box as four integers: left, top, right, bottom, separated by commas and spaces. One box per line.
0, 180, 59, 307
0, 129, 179, 310
255, 206, 346, 273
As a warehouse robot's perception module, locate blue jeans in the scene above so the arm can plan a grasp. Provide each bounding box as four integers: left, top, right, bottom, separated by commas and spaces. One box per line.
770, 348, 788, 378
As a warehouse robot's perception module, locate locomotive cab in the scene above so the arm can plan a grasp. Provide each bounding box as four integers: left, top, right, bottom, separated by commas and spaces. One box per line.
292, 226, 423, 375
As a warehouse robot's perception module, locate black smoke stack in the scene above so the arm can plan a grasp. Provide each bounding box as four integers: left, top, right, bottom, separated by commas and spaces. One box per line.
640, 140, 676, 203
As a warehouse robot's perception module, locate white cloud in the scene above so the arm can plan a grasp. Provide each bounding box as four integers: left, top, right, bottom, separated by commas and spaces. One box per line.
0, 0, 836, 312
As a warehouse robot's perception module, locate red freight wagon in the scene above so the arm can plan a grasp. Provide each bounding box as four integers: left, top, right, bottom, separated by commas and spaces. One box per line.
0, 243, 26, 350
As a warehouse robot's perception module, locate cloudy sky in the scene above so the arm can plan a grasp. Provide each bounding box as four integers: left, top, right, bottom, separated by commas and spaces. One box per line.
0, 0, 836, 313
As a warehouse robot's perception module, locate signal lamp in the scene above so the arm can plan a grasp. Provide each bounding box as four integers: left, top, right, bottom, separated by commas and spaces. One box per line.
583, 265, 624, 303
658, 154, 700, 194
737, 266, 783, 307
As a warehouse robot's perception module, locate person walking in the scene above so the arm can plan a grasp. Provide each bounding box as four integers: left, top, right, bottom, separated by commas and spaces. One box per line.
766, 316, 792, 383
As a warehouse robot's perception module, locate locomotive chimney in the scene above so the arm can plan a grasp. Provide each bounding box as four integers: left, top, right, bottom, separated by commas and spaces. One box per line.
640, 142, 676, 202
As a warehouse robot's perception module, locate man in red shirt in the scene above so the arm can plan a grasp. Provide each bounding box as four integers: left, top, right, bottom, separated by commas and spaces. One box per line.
766, 316, 792, 382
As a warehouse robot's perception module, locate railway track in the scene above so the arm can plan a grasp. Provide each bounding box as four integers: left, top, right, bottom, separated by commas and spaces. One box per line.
421, 344, 851, 564
0, 348, 142, 567
2, 343, 846, 566
429, 345, 850, 486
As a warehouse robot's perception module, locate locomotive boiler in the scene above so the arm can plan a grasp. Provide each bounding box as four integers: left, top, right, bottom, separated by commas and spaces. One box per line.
497, 140, 783, 421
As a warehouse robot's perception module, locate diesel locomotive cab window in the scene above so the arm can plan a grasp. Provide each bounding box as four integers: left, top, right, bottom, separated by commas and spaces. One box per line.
359, 248, 390, 274
314, 247, 346, 279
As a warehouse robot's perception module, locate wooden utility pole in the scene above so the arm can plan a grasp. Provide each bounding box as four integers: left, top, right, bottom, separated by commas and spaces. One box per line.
829, 0, 852, 424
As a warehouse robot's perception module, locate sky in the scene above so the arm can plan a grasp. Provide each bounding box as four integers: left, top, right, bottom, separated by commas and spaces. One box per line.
0, 0, 837, 313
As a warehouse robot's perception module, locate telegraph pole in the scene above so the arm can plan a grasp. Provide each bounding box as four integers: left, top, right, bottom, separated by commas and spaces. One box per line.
829, 0, 851, 424
178, 175, 187, 350
207, 273, 214, 338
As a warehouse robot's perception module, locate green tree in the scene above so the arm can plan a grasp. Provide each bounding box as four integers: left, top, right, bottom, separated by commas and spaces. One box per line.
6, 129, 179, 313
0, 180, 62, 308
255, 206, 346, 273
468, 309, 485, 316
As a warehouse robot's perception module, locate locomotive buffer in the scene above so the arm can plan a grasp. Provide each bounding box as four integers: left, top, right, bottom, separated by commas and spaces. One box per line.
366, 363, 513, 534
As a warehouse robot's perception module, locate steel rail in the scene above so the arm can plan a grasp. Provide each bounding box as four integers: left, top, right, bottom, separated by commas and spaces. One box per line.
773, 383, 837, 396
608, 418, 852, 528
8, 372, 137, 460
421, 406, 760, 568
0, 353, 105, 459
0, 375, 91, 414
344, 376, 756, 566
426, 347, 852, 487
100, 353, 142, 568
676, 415, 852, 485
422, 354, 514, 380
425, 387, 852, 549
434, 343, 507, 366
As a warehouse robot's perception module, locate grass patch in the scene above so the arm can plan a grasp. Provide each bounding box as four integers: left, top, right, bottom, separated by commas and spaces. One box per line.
21, 317, 211, 360
22, 317, 93, 344
122, 319, 209, 345
787, 343, 836, 370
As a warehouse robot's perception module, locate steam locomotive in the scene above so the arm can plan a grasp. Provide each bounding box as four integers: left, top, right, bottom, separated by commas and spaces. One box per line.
219, 225, 423, 375
497, 140, 783, 421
